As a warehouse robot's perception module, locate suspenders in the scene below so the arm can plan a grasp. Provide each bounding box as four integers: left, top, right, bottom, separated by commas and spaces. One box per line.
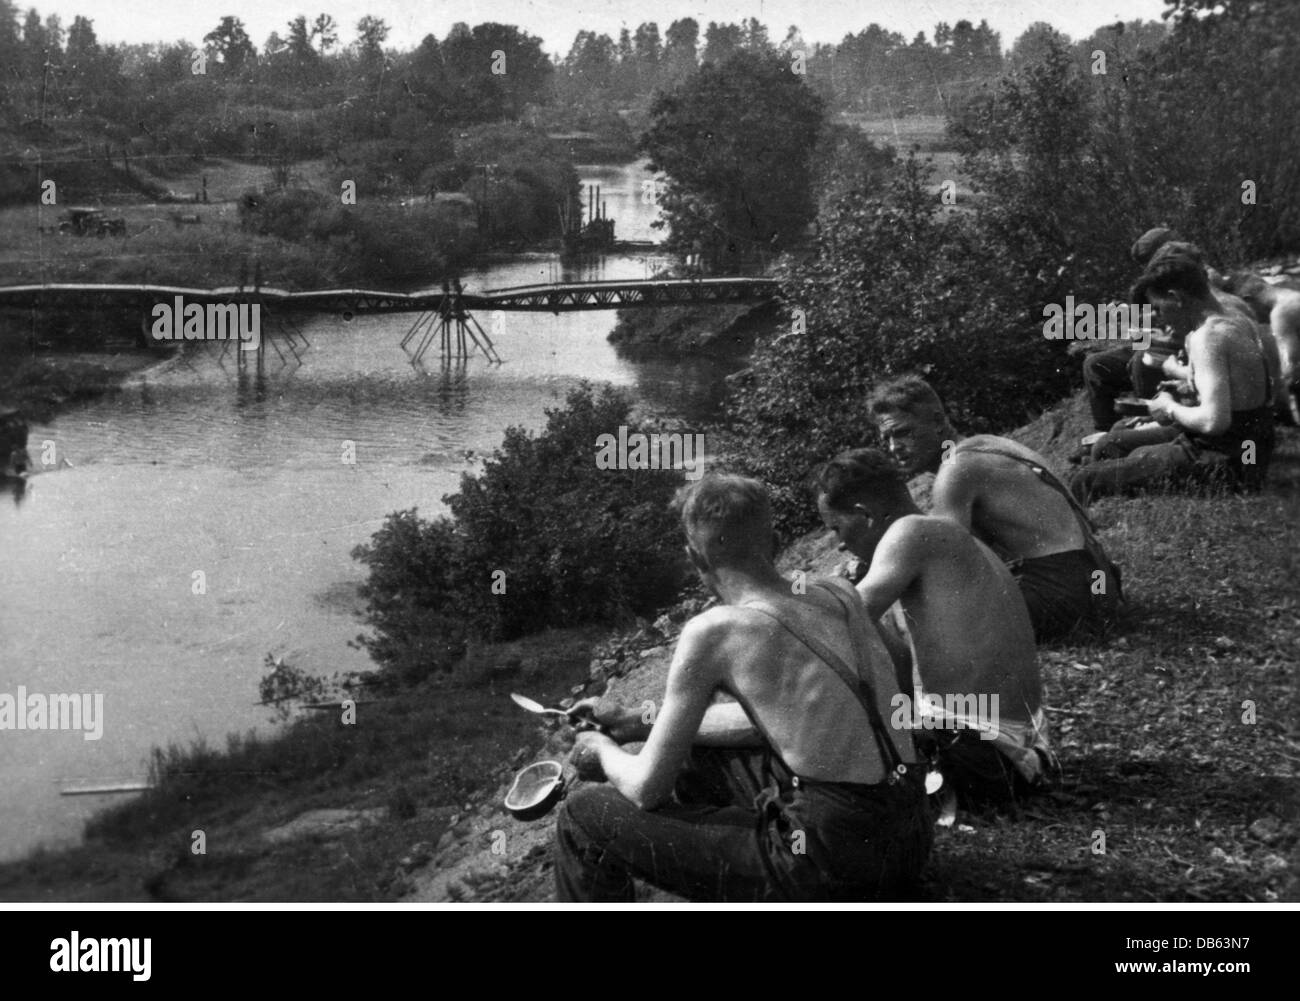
955, 445, 1117, 579
743, 580, 911, 784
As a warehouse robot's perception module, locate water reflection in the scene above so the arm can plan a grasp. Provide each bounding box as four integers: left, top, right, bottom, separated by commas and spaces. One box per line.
422, 360, 473, 416
0, 161, 734, 862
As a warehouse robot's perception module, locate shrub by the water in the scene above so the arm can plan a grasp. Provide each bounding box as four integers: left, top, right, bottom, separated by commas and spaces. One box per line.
352, 384, 686, 681
728, 158, 1073, 538
953, 3, 1300, 265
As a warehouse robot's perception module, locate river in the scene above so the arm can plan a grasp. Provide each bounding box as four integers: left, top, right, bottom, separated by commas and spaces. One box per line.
0, 161, 737, 862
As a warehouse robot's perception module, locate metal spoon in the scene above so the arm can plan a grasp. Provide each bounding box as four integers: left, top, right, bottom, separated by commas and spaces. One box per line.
510, 692, 578, 719
509, 692, 604, 732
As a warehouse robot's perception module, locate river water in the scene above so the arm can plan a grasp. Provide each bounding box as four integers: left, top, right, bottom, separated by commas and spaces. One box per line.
0, 161, 735, 862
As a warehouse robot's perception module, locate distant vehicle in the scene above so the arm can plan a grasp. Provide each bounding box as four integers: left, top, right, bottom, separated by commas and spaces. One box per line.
57, 206, 127, 238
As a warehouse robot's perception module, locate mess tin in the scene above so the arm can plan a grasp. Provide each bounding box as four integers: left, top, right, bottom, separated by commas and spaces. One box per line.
1114, 396, 1150, 416
504, 760, 566, 821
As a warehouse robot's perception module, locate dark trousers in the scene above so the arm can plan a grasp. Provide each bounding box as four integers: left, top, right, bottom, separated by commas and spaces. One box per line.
1011, 549, 1121, 642
1069, 409, 1275, 503
1083, 347, 1163, 431
554, 748, 932, 903
1069, 440, 1196, 504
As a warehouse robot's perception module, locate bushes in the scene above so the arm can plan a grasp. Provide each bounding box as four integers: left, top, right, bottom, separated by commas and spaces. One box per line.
351, 384, 686, 680
729, 4, 1300, 538
640, 49, 826, 268
950, 4, 1300, 287
451, 123, 581, 243
727, 157, 1073, 538
236, 189, 481, 287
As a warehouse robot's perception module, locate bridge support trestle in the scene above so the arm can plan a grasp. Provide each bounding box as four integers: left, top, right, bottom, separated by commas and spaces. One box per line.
404, 309, 502, 367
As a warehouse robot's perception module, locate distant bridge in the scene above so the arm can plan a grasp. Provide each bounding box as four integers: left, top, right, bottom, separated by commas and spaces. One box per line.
0, 276, 778, 314
0, 276, 779, 366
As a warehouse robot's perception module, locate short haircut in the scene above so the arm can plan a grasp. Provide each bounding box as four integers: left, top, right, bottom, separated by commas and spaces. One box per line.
1131, 227, 1179, 265
867, 375, 948, 424
813, 448, 910, 510
1221, 270, 1273, 322
675, 473, 772, 561
1148, 240, 1206, 268
1130, 249, 1212, 304
1222, 269, 1270, 302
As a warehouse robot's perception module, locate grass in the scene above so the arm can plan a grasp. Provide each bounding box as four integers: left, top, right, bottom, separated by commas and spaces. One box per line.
0, 322, 164, 421
0, 154, 458, 295
921, 471, 1299, 902
130, 156, 335, 204
394, 435, 1300, 903
835, 112, 976, 207
0, 627, 604, 902
0, 415, 1294, 902
432, 406, 1300, 904
0, 200, 353, 290
836, 113, 952, 153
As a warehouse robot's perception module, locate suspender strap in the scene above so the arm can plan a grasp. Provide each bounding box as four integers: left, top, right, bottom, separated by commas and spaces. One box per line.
743, 581, 908, 779
955, 445, 1115, 573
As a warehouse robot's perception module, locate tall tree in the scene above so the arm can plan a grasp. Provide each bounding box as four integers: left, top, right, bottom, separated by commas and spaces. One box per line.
22, 7, 48, 79
356, 15, 389, 58
702, 21, 742, 65
285, 15, 315, 63
0, 0, 21, 107
203, 16, 255, 75
62, 14, 100, 103
662, 17, 698, 85
632, 21, 661, 92
563, 30, 616, 96
741, 17, 771, 52
640, 49, 826, 268
442, 22, 552, 120
42, 11, 61, 60
355, 14, 389, 80
312, 13, 338, 54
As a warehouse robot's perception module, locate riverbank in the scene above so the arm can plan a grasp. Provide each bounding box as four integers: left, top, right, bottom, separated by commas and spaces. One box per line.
410, 397, 1300, 904
0, 326, 169, 424
3, 389, 1295, 902
607, 299, 782, 359
0, 627, 605, 901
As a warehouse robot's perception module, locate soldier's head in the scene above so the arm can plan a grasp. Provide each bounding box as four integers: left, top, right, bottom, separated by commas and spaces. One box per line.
813, 448, 912, 562
675, 473, 774, 583
867, 376, 953, 476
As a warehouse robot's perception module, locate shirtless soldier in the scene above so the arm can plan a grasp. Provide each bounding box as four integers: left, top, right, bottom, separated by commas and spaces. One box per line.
1224, 270, 1300, 424
867, 376, 1121, 643
555, 473, 932, 902
814, 448, 1054, 810
1069, 253, 1276, 499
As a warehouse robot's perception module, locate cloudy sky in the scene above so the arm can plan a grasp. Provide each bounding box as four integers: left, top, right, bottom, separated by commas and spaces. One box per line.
35, 0, 1170, 55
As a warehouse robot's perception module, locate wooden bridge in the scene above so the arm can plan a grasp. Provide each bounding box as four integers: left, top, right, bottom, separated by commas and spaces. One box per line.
0, 276, 778, 314
0, 276, 779, 365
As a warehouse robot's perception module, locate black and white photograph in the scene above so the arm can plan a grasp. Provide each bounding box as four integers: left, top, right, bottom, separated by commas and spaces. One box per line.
0, 0, 1295, 922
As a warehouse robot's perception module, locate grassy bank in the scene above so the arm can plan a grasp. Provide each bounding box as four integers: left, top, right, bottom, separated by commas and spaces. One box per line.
0, 628, 603, 902
835, 112, 972, 203
2, 392, 1295, 902
410, 396, 1300, 903
0, 319, 169, 423
607, 300, 782, 360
